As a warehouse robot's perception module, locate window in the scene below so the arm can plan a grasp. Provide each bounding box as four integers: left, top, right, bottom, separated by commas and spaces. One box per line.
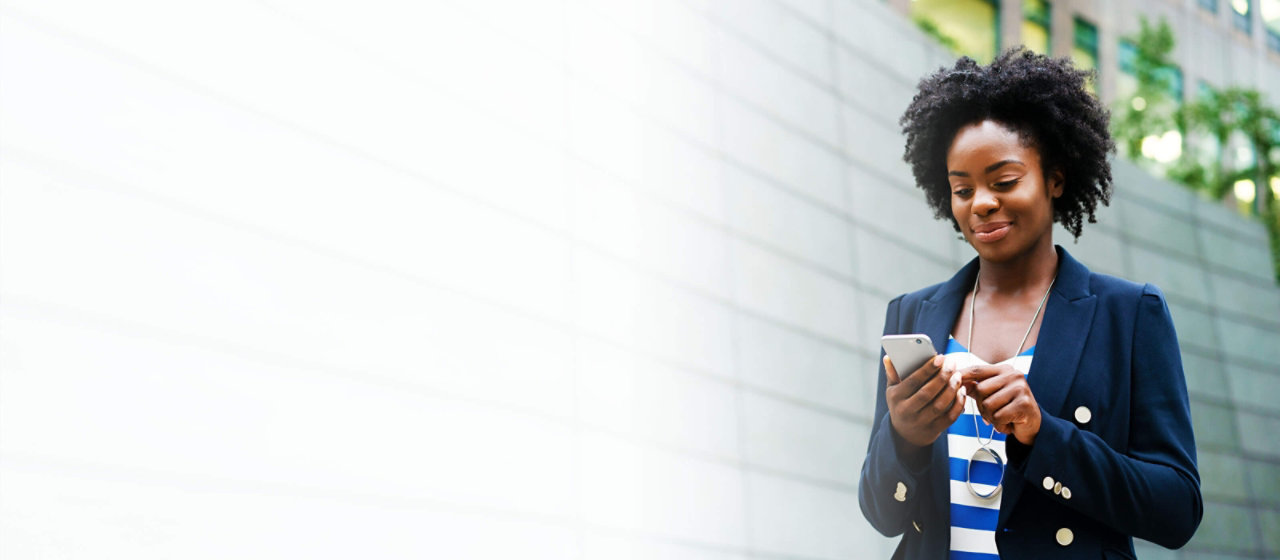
911, 0, 1000, 62
1193, 80, 1223, 164
1196, 80, 1215, 99
1117, 39, 1184, 163
1117, 40, 1139, 101
1072, 17, 1098, 91
1187, 80, 1218, 164
1117, 39, 1183, 104
1263, 0, 1280, 50
1232, 0, 1252, 33
1118, 39, 1138, 73
1022, 0, 1051, 54
1167, 67, 1185, 103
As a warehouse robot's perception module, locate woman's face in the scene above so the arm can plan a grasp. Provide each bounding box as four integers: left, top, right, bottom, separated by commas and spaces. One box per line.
946, 120, 1063, 263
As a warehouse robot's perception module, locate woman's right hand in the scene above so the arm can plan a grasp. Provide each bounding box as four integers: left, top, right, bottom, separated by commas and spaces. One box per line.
884, 354, 965, 448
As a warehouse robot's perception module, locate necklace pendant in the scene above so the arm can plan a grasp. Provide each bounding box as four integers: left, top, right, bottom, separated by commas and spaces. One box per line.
966, 446, 1005, 500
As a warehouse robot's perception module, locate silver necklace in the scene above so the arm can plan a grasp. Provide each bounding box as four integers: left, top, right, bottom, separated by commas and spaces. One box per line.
963, 271, 1055, 499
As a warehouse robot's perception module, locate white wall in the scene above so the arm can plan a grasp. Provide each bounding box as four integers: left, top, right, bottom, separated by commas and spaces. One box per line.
0, 1, 919, 557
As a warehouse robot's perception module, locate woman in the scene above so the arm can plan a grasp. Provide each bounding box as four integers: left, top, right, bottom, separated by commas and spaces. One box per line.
857, 49, 1201, 559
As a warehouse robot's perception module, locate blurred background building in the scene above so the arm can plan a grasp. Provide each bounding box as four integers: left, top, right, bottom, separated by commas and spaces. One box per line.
900, 0, 1280, 102
1, 0, 1277, 558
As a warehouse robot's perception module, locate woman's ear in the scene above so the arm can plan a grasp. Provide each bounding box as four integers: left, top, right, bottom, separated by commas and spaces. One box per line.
1048, 170, 1065, 199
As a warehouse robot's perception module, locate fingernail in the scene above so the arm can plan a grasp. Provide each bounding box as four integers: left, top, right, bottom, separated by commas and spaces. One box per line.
933, 355, 944, 367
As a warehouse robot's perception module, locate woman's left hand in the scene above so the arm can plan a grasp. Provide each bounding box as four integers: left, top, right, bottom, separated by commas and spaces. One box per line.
959, 364, 1041, 445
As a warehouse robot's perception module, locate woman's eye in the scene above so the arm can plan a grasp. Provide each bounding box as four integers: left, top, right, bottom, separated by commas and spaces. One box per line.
995, 179, 1019, 189
953, 188, 973, 197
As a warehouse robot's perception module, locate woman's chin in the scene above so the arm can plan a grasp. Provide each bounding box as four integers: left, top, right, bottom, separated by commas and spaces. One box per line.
970, 240, 1019, 263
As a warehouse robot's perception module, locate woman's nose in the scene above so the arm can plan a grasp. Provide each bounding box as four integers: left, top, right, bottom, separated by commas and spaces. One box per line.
973, 189, 999, 215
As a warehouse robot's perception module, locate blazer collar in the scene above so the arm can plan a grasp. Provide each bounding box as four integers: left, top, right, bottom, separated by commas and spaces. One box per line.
915, 246, 1098, 530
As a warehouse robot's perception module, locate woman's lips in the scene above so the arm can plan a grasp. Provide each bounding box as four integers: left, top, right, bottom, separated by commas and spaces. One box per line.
972, 222, 1011, 243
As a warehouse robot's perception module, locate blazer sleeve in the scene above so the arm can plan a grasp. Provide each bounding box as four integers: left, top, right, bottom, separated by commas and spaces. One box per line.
1006, 283, 1203, 548
859, 295, 931, 537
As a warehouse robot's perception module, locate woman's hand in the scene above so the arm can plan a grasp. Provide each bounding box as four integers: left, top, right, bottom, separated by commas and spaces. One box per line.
884, 354, 965, 448
959, 364, 1041, 445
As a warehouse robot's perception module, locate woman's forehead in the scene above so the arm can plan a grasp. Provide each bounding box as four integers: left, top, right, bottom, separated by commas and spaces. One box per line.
947, 120, 1040, 169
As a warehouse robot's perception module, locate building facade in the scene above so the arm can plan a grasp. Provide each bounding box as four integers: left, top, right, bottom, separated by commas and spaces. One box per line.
891, 0, 1280, 107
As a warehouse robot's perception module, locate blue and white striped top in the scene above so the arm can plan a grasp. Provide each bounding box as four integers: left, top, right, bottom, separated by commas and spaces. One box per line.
943, 336, 1034, 560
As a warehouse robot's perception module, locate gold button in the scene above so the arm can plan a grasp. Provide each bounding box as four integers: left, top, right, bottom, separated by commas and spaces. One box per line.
1056, 527, 1074, 546
1042, 476, 1055, 490
1053, 481, 1063, 495
894, 482, 908, 502
1061, 486, 1072, 500
1074, 406, 1092, 424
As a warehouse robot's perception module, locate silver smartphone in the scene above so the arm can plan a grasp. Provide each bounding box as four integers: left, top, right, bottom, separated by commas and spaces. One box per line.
881, 334, 937, 377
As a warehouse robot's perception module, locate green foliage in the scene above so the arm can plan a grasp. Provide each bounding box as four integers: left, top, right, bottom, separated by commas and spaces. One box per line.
1112, 18, 1179, 161
1113, 17, 1280, 283
913, 15, 961, 53
1178, 87, 1280, 284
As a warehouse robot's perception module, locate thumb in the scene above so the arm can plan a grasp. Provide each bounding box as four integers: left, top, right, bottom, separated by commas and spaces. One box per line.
883, 355, 901, 385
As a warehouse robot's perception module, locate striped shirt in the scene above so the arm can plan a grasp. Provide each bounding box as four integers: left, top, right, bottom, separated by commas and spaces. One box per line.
944, 336, 1034, 560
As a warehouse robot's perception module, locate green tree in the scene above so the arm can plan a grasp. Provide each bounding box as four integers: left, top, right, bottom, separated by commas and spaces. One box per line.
1112, 18, 1178, 163
1114, 17, 1280, 283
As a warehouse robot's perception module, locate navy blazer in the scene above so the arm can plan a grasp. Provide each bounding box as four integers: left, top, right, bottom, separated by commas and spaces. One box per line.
858, 246, 1202, 559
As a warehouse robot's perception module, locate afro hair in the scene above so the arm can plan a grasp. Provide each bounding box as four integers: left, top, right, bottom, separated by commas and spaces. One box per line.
899, 48, 1115, 238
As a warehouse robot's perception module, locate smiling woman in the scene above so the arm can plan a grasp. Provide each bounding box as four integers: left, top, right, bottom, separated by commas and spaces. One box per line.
858, 49, 1202, 560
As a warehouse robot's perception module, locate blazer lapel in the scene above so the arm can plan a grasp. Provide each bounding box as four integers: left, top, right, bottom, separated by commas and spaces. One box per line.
917, 258, 979, 357
997, 246, 1097, 529
915, 258, 979, 532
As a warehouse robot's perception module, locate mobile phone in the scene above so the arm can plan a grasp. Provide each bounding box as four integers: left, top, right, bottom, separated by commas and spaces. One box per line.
881, 334, 937, 378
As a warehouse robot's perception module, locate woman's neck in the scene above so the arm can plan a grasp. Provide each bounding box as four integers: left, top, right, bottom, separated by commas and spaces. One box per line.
976, 237, 1059, 296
